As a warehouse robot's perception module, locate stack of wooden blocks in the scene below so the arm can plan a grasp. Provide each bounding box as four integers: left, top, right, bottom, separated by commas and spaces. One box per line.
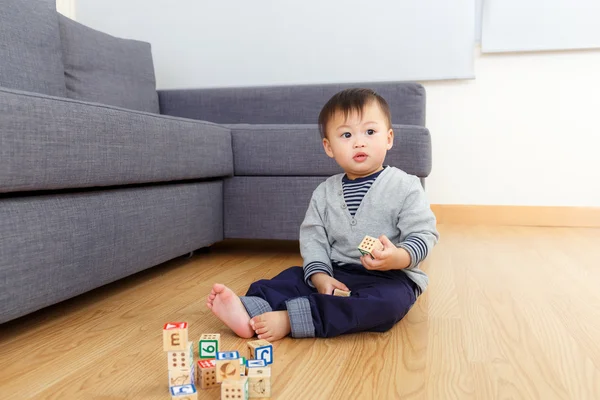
163, 322, 274, 399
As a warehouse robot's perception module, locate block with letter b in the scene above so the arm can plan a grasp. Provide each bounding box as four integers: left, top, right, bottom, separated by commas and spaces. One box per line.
163, 322, 189, 351
247, 339, 273, 365
198, 333, 220, 359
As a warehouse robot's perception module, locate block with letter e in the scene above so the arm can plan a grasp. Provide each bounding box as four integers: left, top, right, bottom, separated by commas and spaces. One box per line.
163, 322, 189, 351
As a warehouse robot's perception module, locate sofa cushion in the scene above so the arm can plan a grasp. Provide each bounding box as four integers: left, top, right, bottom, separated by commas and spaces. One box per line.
0, 0, 66, 97
0, 87, 232, 194
227, 124, 432, 177
58, 15, 160, 113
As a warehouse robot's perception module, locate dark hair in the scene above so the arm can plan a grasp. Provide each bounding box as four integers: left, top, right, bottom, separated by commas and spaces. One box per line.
318, 88, 392, 139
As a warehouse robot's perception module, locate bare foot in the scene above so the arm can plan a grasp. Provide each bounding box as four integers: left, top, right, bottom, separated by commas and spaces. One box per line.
250, 311, 291, 342
206, 283, 254, 338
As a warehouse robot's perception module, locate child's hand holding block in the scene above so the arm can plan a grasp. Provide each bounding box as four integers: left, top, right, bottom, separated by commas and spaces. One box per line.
333, 288, 351, 297
358, 235, 384, 259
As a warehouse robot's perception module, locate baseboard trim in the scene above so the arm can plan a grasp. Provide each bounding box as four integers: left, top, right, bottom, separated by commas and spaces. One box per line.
430, 205, 600, 228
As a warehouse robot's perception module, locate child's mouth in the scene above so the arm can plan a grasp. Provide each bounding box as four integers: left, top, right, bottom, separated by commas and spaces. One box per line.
353, 153, 367, 162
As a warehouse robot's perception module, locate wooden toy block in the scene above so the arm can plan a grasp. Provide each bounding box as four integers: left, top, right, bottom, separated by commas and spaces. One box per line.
163, 322, 189, 351
216, 351, 240, 360
196, 359, 218, 390
198, 333, 220, 359
333, 288, 351, 297
239, 357, 247, 376
169, 363, 195, 387
222, 377, 248, 400
168, 341, 194, 370
247, 339, 273, 365
358, 235, 384, 258
245, 359, 267, 375
170, 383, 198, 400
247, 366, 271, 398
216, 358, 241, 383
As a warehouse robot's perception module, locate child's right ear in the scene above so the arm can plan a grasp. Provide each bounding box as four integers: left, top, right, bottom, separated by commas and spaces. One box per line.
322, 138, 334, 158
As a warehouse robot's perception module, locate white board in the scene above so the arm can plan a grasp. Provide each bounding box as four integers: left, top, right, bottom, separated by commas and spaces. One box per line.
482, 0, 600, 53
75, 0, 475, 89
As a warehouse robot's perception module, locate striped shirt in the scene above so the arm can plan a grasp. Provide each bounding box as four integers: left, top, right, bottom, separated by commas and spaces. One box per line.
341, 168, 385, 216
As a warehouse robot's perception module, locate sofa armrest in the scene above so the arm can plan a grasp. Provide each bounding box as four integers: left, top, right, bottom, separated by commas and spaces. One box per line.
158, 81, 426, 126
0, 87, 232, 194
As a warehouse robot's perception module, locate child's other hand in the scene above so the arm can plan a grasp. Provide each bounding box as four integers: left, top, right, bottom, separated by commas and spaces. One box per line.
360, 235, 410, 271
310, 272, 350, 295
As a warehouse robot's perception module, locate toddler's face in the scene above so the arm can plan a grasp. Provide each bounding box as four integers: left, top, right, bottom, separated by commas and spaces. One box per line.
322, 101, 393, 180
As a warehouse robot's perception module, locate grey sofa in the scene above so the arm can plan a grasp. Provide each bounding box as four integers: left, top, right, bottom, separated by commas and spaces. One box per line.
0, 0, 432, 324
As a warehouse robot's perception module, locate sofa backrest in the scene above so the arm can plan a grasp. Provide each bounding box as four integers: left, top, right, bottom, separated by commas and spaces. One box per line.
0, 0, 66, 97
159, 82, 427, 126
58, 15, 160, 114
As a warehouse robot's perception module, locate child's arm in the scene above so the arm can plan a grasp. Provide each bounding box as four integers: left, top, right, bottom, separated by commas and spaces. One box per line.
361, 176, 438, 271
299, 187, 333, 287
394, 177, 439, 269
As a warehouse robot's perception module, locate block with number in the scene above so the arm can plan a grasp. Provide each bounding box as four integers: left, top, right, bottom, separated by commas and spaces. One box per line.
169, 363, 195, 387
333, 288, 351, 297
222, 377, 248, 400
198, 333, 220, 359
170, 383, 198, 400
247, 366, 271, 398
247, 339, 273, 365
358, 235, 384, 258
196, 359, 218, 389
163, 322, 189, 351
167, 341, 194, 370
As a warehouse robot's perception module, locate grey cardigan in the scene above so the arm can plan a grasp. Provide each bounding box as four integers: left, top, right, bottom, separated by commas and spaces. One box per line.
299, 166, 439, 293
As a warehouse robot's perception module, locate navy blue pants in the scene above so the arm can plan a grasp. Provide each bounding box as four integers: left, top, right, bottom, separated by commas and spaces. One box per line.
244, 263, 418, 338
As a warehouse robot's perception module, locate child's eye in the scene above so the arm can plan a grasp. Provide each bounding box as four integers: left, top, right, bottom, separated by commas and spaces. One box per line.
366, 129, 375, 135
342, 132, 352, 138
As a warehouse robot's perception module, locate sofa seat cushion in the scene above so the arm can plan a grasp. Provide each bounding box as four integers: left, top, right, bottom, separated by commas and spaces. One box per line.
0, 88, 233, 194
58, 15, 160, 113
227, 124, 432, 177
0, 0, 66, 97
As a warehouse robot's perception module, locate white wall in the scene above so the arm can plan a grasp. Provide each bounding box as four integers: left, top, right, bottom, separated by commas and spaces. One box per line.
71, 1, 600, 207
423, 47, 600, 207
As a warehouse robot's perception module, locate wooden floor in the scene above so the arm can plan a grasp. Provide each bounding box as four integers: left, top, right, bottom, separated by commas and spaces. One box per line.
1, 225, 600, 399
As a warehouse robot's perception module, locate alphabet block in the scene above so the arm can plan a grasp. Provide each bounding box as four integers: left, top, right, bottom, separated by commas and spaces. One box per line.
198, 333, 220, 359
163, 322, 189, 351
169, 363, 195, 387
333, 288, 351, 297
196, 359, 218, 390
247, 339, 273, 365
167, 341, 194, 371
247, 366, 271, 398
222, 377, 248, 400
358, 235, 383, 258
170, 383, 198, 399
216, 351, 241, 383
